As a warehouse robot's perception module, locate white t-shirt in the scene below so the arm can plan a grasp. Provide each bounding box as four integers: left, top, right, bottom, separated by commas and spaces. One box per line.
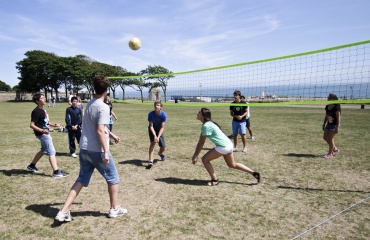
245, 102, 251, 119
79, 98, 110, 152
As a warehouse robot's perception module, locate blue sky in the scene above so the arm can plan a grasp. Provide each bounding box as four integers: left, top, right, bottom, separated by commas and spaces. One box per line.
1, 0, 370, 88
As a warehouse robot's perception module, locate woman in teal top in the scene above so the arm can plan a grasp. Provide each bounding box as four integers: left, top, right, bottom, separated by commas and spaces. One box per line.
192, 108, 260, 186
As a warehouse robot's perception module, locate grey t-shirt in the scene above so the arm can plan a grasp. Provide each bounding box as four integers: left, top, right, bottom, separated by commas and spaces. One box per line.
79, 98, 110, 152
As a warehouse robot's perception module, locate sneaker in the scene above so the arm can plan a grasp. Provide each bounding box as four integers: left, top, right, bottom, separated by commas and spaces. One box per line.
233, 148, 238, 152
146, 161, 153, 169
251, 136, 255, 140
26, 165, 39, 173
52, 170, 69, 178
71, 153, 77, 158
332, 148, 340, 155
158, 152, 166, 161
253, 172, 261, 183
323, 154, 333, 159
242, 147, 248, 153
108, 206, 127, 218
55, 211, 72, 222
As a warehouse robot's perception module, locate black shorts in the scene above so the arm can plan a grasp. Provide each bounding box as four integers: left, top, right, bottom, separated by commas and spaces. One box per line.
246, 118, 251, 128
148, 129, 166, 148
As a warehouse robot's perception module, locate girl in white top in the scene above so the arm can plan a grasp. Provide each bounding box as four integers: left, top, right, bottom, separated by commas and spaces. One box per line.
192, 108, 260, 186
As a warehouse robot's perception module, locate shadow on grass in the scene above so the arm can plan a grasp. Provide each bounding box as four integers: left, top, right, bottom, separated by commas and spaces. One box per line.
56, 152, 73, 157
25, 203, 107, 228
119, 159, 158, 167
283, 153, 319, 158
155, 177, 258, 186
0, 169, 50, 177
278, 186, 370, 194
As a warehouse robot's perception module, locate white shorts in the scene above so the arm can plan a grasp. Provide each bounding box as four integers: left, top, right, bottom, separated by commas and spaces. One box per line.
215, 143, 233, 155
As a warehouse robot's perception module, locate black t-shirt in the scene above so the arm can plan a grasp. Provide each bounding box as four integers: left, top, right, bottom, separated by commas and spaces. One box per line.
31, 107, 49, 136
229, 100, 247, 122
325, 104, 341, 125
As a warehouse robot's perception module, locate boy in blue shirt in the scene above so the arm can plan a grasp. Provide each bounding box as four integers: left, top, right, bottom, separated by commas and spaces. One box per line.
147, 100, 167, 169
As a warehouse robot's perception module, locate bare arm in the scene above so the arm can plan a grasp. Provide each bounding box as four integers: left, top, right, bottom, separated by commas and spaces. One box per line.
335, 111, 341, 133
229, 110, 234, 118
192, 134, 207, 164
97, 124, 110, 163
111, 110, 118, 121
30, 121, 49, 134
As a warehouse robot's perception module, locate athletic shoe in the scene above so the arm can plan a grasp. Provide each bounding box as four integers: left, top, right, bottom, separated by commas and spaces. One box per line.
71, 153, 77, 158
108, 206, 128, 218
52, 170, 69, 178
158, 152, 166, 161
251, 136, 255, 140
323, 154, 333, 159
242, 147, 248, 153
233, 148, 238, 152
253, 172, 261, 183
332, 148, 340, 155
146, 161, 153, 169
26, 165, 39, 173
55, 211, 72, 222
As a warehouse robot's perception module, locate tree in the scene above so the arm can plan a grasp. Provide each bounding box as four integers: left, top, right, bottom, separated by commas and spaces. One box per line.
129, 77, 151, 103
115, 69, 132, 100
140, 65, 174, 102
16, 50, 61, 98
0, 80, 11, 91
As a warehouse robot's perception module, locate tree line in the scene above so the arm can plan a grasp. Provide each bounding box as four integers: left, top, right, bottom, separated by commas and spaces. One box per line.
15, 50, 174, 102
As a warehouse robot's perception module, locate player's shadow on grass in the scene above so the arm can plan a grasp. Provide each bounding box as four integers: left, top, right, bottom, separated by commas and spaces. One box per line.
0, 169, 50, 177
56, 152, 73, 157
119, 159, 158, 167
278, 186, 370, 194
283, 153, 318, 158
155, 177, 257, 186
25, 203, 106, 228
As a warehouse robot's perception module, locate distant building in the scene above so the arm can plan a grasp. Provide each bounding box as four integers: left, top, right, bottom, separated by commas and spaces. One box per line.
149, 88, 161, 101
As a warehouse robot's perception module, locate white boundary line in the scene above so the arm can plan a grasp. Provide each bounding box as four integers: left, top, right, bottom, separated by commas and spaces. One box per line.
291, 194, 370, 239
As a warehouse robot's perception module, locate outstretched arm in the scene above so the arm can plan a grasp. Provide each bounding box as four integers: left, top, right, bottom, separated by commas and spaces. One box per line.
192, 133, 207, 164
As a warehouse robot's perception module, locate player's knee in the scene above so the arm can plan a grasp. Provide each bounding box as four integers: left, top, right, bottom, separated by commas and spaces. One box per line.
226, 162, 237, 168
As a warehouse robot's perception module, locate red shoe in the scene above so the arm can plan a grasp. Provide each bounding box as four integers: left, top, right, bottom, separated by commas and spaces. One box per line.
323, 154, 333, 159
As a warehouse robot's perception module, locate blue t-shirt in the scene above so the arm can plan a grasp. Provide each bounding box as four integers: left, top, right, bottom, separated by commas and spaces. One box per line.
148, 110, 167, 131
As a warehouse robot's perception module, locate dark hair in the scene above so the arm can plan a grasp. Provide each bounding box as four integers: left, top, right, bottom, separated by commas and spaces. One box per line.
328, 93, 338, 100
233, 90, 241, 96
200, 108, 221, 129
240, 95, 245, 99
94, 75, 110, 95
328, 93, 341, 112
71, 96, 78, 102
32, 93, 44, 103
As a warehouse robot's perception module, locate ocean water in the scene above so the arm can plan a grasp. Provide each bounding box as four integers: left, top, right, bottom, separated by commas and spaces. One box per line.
113, 82, 369, 101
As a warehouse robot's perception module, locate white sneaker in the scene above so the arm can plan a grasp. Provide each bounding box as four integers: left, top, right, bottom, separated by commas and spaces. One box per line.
55, 211, 72, 222
242, 147, 248, 153
233, 148, 238, 152
251, 136, 255, 140
71, 153, 77, 158
108, 206, 128, 218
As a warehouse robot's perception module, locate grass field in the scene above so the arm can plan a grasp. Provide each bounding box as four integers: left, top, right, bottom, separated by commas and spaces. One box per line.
0, 101, 369, 240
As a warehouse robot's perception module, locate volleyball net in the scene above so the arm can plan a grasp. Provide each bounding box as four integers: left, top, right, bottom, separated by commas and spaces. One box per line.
110, 40, 370, 106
